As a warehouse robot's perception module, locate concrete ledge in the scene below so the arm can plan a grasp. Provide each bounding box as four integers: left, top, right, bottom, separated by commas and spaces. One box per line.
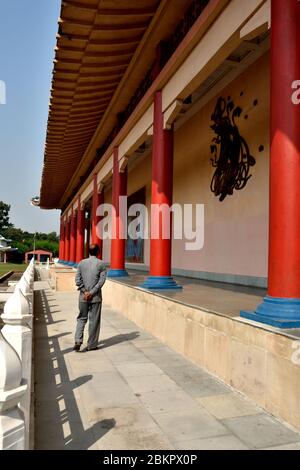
49, 266, 76, 291
54, 262, 267, 290
125, 263, 267, 288
0, 271, 13, 284
0, 293, 12, 303
102, 279, 300, 433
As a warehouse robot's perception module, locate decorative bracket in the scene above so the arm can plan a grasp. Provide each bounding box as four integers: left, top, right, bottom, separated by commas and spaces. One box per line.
147, 125, 153, 137
97, 182, 104, 194
163, 100, 184, 129
119, 155, 129, 173
240, 0, 270, 41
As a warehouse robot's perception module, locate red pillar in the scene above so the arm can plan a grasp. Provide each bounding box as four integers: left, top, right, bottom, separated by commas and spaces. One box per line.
108, 147, 128, 277
65, 217, 71, 263
85, 213, 91, 258
76, 198, 85, 264
142, 91, 180, 289
92, 174, 104, 259
69, 208, 77, 264
241, 0, 300, 328
59, 217, 65, 261
269, 0, 300, 298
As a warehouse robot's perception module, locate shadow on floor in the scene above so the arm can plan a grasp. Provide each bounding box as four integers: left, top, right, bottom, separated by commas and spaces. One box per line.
60, 331, 140, 355
34, 288, 116, 450
99, 332, 140, 349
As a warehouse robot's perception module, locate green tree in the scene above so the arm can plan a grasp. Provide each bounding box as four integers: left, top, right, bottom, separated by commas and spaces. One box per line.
2, 226, 23, 241
0, 200, 59, 258
0, 201, 13, 232
47, 231, 59, 242
35, 240, 59, 256
14, 241, 31, 255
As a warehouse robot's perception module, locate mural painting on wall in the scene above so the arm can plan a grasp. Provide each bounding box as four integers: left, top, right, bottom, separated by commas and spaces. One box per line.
209, 96, 256, 201
126, 186, 145, 264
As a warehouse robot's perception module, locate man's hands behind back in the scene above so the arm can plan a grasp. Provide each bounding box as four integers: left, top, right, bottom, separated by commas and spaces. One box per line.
83, 291, 93, 302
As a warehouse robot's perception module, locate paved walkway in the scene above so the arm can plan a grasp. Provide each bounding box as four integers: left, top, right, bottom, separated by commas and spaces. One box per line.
34, 278, 300, 450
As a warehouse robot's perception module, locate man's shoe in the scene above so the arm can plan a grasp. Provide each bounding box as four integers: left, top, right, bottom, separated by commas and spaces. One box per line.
81, 346, 99, 352
73, 343, 81, 352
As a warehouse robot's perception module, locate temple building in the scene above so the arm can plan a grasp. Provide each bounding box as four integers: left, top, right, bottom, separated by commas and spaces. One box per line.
39, 0, 300, 429
0, 234, 17, 263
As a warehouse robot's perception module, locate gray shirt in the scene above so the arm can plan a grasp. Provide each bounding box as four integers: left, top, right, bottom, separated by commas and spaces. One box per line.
75, 256, 107, 303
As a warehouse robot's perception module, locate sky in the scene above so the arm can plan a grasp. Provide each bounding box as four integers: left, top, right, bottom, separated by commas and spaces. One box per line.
0, 0, 61, 233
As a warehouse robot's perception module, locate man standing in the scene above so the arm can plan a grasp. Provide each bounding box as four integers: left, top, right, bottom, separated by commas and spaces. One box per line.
74, 244, 107, 352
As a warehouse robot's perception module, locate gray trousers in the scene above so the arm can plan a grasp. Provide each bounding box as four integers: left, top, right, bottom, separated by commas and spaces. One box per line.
75, 301, 102, 349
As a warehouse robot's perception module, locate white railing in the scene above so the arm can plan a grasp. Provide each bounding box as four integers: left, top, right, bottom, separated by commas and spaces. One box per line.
0, 259, 34, 450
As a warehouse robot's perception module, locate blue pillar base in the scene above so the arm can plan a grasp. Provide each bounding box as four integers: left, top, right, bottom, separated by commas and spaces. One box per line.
58, 260, 77, 267
140, 276, 182, 290
241, 296, 300, 329
107, 269, 129, 278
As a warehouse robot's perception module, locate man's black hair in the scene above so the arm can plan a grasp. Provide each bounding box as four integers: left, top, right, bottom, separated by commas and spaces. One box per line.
89, 244, 100, 256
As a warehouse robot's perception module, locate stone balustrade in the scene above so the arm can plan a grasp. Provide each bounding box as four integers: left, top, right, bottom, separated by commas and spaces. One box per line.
0, 259, 34, 449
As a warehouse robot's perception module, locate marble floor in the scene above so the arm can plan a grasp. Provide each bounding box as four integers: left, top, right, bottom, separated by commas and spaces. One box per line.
33, 275, 300, 450
122, 270, 266, 318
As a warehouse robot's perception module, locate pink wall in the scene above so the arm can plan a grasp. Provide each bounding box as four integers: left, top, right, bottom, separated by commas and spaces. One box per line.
172, 53, 270, 278
105, 54, 270, 280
